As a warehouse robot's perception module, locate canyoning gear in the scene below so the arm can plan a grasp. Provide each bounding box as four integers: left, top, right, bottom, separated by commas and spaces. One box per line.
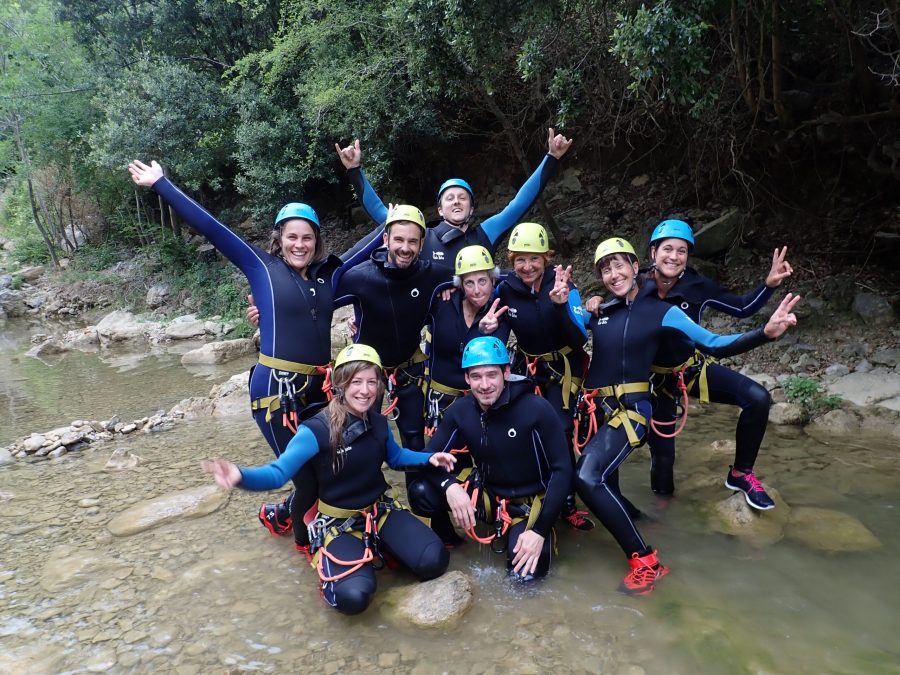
348, 155, 560, 271
385, 204, 426, 233
259, 500, 293, 537
461, 336, 510, 368
508, 222, 550, 253
274, 202, 320, 230
334, 343, 382, 370
594, 237, 637, 265
437, 178, 475, 204
649, 219, 694, 249
725, 467, 775, 510
563, 506, 595, 531
455, 245, 495, 276
620, 550, 669, 596
573, 383, 651, 452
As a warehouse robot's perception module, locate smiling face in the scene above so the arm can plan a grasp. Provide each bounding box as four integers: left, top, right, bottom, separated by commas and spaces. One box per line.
279, 219, 318, 273
598, 253, 640, 300
343, 365, 381, 417
437, 187, 474, 227
464, 364, 509, 410
651, 237, 690, 280
383, 221, 424, 269
512, 253, 547, 288
461, 271, 494, 309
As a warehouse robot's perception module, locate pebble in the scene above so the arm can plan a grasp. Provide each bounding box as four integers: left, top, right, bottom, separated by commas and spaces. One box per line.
120, 424, 137, 434
78, 498, 101, 508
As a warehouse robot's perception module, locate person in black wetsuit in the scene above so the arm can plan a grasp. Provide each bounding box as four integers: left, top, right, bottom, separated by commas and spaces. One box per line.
201, 343, 456, 615
414, 336, 573, 581
569, 237, 801, 595
335, 128, 573, 273
128, 159, 382, 554
334, 204, 446, 451
638, 220, 792, 507
497, 222, 594, 531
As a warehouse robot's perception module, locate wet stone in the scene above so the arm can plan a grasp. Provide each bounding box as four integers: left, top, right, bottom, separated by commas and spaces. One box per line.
118, 651, 140, 668
78, 498, 100, 508
107, 484, 229, 536
84, 649, 117, 672
378, 653, 400, 668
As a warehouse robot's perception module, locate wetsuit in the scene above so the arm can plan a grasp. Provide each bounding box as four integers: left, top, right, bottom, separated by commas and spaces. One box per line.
334, 248, 446, 450
571, 290, 774, 559
238, 405, 448, 615
643, 268, 775, 495
152, 177, 382, 544
414, 378, 573, 579
347, 155, 559, 272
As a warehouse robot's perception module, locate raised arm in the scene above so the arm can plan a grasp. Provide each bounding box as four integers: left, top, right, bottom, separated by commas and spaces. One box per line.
480, 128, 572, 244
237, 426, 320, 491
128, 160, 261, 275
338, 140, 390, 227
549, 264, 589, 342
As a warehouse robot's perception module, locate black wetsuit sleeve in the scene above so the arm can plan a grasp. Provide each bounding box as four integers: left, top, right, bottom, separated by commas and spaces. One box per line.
423, 411, 465, 493
661, 306, 774, 358
346, 167, 389, 226
698, 277, 775, 322
530, 402, 573, 537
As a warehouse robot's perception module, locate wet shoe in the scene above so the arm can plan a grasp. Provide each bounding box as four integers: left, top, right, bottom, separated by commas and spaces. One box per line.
620, 550, 668, 596
258, 501, 293, 536
294, 543, 312, 563
724, 467, 775, 511
563, 507, 595, 531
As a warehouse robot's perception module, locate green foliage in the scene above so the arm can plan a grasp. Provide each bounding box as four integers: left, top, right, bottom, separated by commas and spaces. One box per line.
782, 376, 842, 418
0, 182, 51, 265
69, 241, 121, 270
610, 1, 714, 114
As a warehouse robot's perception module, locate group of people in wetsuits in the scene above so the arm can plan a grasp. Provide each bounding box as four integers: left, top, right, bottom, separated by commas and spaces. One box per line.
129, 126, 799, 614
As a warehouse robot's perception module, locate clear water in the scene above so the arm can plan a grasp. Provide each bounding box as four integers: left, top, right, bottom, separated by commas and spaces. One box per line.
1, 319, 899, 674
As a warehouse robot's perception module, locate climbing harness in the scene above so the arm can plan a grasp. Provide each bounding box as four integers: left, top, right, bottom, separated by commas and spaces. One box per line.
518, 346, 583, 409
250, 354, 332, 430
572, 382, 651, 453
647, 349, 713, 438
382, 349, 428, 419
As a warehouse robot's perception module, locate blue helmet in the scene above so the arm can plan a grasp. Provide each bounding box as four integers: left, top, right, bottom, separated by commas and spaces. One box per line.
649, 219, 694, 249
437, 178, 475, 205
274, 202, 320, 230
461, 336, 509, 369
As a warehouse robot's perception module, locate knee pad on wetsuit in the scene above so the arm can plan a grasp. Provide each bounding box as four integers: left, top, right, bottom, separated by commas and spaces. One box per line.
406, 476, 444, 516
575, 450, 609, 495
414, 541, 450, 581
743, 380, 772, 413
332, 577, 375, 615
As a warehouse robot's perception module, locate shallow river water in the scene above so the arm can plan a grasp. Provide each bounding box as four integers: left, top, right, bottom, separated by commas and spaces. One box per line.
1, 320, 899, 674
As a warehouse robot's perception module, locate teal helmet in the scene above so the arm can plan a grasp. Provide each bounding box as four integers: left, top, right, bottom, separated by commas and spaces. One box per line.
437, 178, 475, 205
461, 336, 509, 369
649, 219, 694, 249
274, 202, 320, 230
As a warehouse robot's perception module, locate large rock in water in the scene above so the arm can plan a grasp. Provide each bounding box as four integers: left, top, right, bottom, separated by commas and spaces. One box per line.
96, 310, 150, 343
710, 488, 790, 546
165, 314, 207, 339
786, 507, 881, 552
104, 448, 142, 471
826, 370, 900, 407
107, 484, 229, 536
208, 371, 251, 417
386, 570, 473, 628
181, 338, 256, 365
40, 546, 134, 592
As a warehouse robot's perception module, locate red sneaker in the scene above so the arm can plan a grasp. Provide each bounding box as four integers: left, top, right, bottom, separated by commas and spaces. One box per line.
620, 550, 669, 596
258, 501, 293, 537
294, 543, 312, 563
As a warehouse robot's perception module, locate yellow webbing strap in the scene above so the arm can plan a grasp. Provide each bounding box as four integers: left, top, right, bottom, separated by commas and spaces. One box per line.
391, 348, 428, 371
258, 353, 323, 375
650, 350, 714, 404
250, 395, 281, 423
606, 408, 648, 448
506, 493, 544, 531
519, 346, 579, 408
593, 382, 651, 398
427, 379, 468, 397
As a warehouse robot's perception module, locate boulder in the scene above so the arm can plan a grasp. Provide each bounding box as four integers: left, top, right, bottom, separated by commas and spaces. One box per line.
61, 327, 100, 350
786, 507, 881, 552
164, 315, 207, 340
0, 448, 12, 464
870, 347, 900, 368
826, 370, 900, 406
96, 310, 149, 343
181, 338, 256, 366
692, 208, 743, 258
851, 292, 895, 326
808, 408, 861, 436
22, 434, 47, 453
0, 289, 26, 317
388, 571, 474, 627
169, 396, 215, 419
17, 265, 45, 282
331, 305, 355, 351
107, 484, 229, 536
768, 402, 803, 425
145, 282, 173, 309
26, 337, 69, 358
0, 274, 12, 289
823, 363, 850, 379
710, 488, 790, 546
207, 371, 251, 418
40, 547, 132, 593
104, 448, 142, 471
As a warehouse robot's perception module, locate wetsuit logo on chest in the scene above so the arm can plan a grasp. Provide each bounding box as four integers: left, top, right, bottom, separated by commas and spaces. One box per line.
507, 428, 517, 438
680, 301, 689, 310
432, 251, 445, 261
507, 307, 518, 319
596, 316, 609, 326
411, 288, 420, 298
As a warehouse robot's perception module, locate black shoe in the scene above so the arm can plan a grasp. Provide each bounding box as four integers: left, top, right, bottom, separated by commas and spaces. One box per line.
563, 506, 595, 531
258, 501, 293, 536
724, 467, 775, 511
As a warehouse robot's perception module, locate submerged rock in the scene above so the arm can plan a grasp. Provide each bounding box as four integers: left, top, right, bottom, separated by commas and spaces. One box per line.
96, 310, 152, 344
386, 570, 474, 628
104, 448, 143, 472
181, 338, 256, 365
107, 484, 229, 536
40, 547, 131, 593
787, 506, 881, 552
710, 488, 790, 546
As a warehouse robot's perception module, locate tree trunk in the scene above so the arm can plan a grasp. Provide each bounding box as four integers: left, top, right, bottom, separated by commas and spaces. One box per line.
771, 1, 790, 126
169, 205, 181, 238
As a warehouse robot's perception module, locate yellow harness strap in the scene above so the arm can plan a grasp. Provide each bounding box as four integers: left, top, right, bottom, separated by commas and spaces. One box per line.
519, 346, 580, 408
426, 379, 468, 397
392, 348, 428, 370
311, 493, 403, 568
650, 350, 714, 403
258, 353, 324, 375
505, 493, 544, 531
250, 395, 281, 423
594, 382, 651, 398
579, 382, 651, 448
606, 408, 648, 448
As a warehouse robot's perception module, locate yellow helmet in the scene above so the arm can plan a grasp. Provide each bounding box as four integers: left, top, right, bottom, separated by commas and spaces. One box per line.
334, 343, 382, 370
508, 222, 549, 253
455, 245, 495, 276
594, 237, 637, 265
385, 204, 426, 233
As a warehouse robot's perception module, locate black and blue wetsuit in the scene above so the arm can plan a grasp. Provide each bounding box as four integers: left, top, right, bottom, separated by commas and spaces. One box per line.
238, 406, 448, 615
151, 177, 382, 543
643, 268, 775, 495
571, 289, 775, 559
334, 248, 446, 450
415, 378, 573, 579
347, 155, 559, 272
